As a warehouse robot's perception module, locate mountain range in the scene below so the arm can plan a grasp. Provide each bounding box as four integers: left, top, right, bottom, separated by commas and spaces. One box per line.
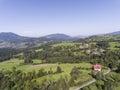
0, 32, 83, 49
0, 31, 119, 49
107, 31, 120, 35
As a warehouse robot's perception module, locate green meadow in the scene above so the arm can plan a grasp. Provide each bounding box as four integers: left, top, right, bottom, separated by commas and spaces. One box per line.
0, 58, 108, 89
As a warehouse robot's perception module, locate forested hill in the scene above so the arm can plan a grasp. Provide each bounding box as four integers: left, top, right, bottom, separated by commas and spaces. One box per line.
0, 32, 81, 49
75, 35, 120, 42
0, 32, 30, 43
107, 31, 120, 35
84, 35, 120, 42
0, 32, 83, 49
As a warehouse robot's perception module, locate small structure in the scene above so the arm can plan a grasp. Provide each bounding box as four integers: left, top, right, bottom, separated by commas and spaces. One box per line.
79, 45, 84, 49
92, 51, 99, 55
100, 49, 105, 53
93, 64, 102, 71
86, 49, 91, 54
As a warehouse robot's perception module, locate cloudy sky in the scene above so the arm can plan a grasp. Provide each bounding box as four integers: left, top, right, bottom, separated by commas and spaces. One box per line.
0, 0, 120, 37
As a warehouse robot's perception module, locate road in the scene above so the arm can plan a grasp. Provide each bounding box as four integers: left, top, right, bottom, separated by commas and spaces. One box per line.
70, 68, 111, 90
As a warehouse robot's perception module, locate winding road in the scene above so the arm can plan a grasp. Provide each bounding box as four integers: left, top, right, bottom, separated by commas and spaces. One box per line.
70, 68, 111, 90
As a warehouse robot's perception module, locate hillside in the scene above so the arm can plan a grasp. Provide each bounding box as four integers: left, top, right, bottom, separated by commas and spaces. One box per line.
43, 33, 80, 41
0, 32, 30, 43
85, 35, 120, 42
44, 33, 71, 39
0, 31, 120, 49
0, 32, 81, 49
0, 37, 120, 90
107, 31, 120, 35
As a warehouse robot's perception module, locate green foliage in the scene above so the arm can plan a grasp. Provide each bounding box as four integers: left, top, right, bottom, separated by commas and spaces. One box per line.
23, 50, 33, 64
96, 41, 110, 48
48, 68, 54, 74
116, 63, 120, 73
37, 68, 47, 77
0, 69, 70, 90
55, 66, 63, 73
70, 66, 81, 80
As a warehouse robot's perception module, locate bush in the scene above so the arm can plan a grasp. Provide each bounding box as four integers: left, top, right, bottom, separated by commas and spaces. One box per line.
55, 66, 63, 73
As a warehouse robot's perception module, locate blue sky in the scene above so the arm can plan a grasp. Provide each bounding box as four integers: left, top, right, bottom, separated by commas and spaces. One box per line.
0, 0, 120, 37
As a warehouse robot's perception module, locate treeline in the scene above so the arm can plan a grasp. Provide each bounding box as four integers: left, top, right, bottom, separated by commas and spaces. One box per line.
20, 42, 120, 69
0, 48, 20, 62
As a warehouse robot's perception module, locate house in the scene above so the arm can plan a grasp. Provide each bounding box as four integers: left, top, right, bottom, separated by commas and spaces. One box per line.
93, 64, 102, 71
79, 45, 84, 49
86, 49, 91, 54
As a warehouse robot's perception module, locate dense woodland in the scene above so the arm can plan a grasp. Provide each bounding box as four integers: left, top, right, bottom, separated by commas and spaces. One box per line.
0, 48, 20, 62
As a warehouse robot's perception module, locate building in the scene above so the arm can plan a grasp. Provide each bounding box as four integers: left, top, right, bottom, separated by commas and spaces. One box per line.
79, 45, 84, 49
92, 51, 99, 55
93, 64, 102, 71
86, 49, 91, 54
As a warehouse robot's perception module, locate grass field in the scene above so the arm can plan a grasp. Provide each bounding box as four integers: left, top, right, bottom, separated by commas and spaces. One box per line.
0, 58, 92, 72
109, 42, 120, 50
116, 87, 120, 90
0, 59, 42, 71
52, 42, 80, 47
0, 58, 108, 88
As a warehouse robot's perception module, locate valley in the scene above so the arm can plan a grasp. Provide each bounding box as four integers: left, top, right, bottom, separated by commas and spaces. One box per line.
0, 31, 120, 90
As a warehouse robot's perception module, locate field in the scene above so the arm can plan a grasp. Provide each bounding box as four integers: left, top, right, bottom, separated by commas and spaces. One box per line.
109, 42, 120, 50
116, 86, 120, 90
52, 42, 80, 47
0, 58, 93, 73
0, 58, 108, 89
0, 41, 112, 89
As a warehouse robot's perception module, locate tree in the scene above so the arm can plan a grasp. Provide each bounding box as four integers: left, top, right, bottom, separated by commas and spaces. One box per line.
56, 66, 63, 73
96, 41, 109, 48
48, 68, 54, 74
70, 66, 81, 80
23, 51, 33, 64
116, 63, 120, 73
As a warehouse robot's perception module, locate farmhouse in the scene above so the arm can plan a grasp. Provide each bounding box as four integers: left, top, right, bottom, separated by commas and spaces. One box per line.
79, 45, 84, 49
86, 49, 91, 54
93, 64, 102, 71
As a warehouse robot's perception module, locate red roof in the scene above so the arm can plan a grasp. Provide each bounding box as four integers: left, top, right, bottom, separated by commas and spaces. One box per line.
94, 64, 102, 69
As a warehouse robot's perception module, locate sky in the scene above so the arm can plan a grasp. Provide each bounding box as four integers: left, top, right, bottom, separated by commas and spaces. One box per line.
0, 0, 120, 37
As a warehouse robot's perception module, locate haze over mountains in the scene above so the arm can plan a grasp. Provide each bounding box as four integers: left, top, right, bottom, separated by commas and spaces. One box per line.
0, 32, 82, 49
107, 31, 120, 35
0, 31, 120, 49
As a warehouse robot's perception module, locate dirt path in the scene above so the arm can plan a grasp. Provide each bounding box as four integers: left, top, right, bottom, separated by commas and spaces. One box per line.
28, 64, 57, 70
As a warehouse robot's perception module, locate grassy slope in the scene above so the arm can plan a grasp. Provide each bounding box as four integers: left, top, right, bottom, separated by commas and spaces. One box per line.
0, 58, 108, 89
0, 42, 111, 89
0, 58, 94, 83
109, 42, 120, 50
52, 42, 80, 47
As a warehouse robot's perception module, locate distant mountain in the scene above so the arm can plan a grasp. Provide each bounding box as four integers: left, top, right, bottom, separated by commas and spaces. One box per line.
44, 33, 82, 41
107, 31, 120, 35
0, 32, 30, 43
0, 32, 82, 49
74, 35, 87, 38
44, 33, 70, 40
